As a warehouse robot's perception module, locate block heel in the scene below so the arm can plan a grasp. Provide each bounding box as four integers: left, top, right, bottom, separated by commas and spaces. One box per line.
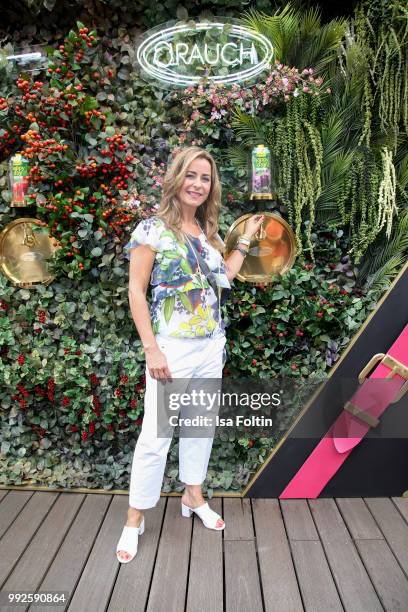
181, 503, 193, 517
180, 501, 225, 530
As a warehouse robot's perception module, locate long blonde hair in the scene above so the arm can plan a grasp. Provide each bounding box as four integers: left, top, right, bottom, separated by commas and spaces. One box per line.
156, 146, 225, 254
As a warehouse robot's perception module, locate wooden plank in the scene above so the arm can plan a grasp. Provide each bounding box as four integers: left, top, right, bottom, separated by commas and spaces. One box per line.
0, 492, 58, 587
291, 540, 343, 612
280, 499, 319, 541
356, 539, 408, 611
1, 493, 84, 604
0, 491, 33, 539
392, 497, 408, 524
186, 498, 223, 612
225, 540, 264, 612
67, 494, 129, 612
365, 497, 408, 575
252, 499, 303, 612
33, 494, 111, 612
308, 499, 351, 543
310, 499, 382, 612
108, 497, 166, 612
146, 498, 191, 612
0, 490, 8, 502
223, 498, 254, 540
336, 498, 383, 540
223, 498, 263, 610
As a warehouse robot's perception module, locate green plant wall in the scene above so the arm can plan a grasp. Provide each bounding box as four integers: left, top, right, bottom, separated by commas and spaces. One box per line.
0, 1, 405, 494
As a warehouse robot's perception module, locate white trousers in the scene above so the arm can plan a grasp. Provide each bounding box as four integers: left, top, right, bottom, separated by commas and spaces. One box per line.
129, 333, 227, 509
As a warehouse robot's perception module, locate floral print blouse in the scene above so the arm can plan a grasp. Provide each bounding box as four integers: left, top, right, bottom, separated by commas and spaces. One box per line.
124, 216, 231, 339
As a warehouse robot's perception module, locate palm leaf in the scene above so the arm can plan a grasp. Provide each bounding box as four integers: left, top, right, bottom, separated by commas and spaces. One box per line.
358, 208, 408, 283
364, 254, 405, 293
242, 4, 302, 64
231, 109, 266, 146
220, 145, 248, 171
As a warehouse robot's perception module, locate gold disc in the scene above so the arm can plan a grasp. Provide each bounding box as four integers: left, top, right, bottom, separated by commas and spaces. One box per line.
224, 212, 297, 284
0, 218, 61, 287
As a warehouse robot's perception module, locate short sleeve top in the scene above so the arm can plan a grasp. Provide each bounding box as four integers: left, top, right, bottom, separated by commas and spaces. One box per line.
123, 216, 231, 339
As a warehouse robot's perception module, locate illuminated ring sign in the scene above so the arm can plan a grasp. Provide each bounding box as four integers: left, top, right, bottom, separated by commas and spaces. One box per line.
136, 21, 274, 86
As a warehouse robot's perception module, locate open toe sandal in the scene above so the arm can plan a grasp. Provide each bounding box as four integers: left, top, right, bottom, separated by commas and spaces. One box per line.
181, 502, 225, 530
116, 518, 145, 563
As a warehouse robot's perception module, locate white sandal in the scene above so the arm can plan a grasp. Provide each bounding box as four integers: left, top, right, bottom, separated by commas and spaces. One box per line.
181, 501, 225, 530
116, 518, 145, 563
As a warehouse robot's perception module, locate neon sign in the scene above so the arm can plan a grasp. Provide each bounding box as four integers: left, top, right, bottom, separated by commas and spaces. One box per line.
136, 20, 274, 86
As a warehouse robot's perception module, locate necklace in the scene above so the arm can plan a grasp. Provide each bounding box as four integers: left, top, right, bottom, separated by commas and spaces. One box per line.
182, 217, 202, 238
183, 220, 222, 329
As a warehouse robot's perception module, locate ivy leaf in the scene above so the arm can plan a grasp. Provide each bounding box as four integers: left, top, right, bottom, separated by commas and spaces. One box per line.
176, 5, 189, 20
81, 96, 98, 112
85, 133, 97, 147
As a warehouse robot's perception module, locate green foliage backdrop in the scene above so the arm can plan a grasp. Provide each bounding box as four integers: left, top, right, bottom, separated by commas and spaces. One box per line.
0, 0, 406, 494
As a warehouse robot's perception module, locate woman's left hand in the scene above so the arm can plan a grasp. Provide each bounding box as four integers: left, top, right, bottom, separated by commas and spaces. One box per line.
244, 214, 265, 238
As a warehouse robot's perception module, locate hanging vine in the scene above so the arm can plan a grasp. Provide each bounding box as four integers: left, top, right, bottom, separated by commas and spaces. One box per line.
356, 1, 408, 149
271, 94, 323, 260
345, 146, 397, 261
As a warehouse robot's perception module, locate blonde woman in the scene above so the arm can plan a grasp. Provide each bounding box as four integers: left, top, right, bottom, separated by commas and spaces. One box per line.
117, 146, 264, 563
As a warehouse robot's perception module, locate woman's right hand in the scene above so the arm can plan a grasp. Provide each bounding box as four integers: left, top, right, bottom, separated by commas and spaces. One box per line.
145, 346, 173, 382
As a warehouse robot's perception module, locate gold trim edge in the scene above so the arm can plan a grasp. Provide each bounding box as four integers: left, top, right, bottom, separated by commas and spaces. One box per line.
0, 484, 241, 497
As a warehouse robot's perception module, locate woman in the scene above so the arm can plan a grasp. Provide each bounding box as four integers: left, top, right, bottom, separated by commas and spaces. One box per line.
117, 146, 264, 563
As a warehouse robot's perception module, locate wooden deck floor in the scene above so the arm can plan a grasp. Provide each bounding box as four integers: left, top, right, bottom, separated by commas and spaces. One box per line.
0, 490, 408, 611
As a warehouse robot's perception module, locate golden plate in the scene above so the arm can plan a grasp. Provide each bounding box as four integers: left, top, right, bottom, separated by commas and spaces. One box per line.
0, 218, 61, 287
224, 212, 297, 284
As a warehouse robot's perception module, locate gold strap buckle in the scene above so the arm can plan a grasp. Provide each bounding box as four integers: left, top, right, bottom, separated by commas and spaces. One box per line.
344, 401, 380, 428
358, 353, 408, 403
